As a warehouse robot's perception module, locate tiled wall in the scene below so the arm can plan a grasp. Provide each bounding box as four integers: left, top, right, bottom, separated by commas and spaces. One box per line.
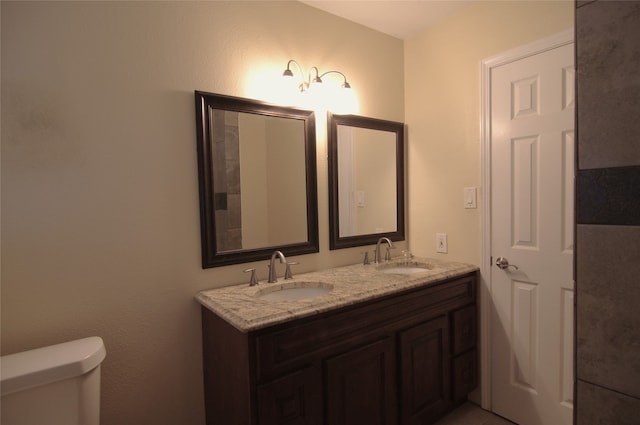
575, 1, 640, 424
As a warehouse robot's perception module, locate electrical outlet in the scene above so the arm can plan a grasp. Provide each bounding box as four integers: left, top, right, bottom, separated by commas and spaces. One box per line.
436, 233, 448, 253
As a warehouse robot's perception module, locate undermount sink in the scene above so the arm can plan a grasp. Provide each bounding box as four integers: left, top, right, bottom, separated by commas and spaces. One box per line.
376, 261, 434, 275
256, 282, 333, 301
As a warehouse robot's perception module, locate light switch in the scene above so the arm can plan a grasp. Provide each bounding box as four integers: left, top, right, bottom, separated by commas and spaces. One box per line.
464, 187, 477, 209
436, 233, 448, 253
356, 191, 365, 208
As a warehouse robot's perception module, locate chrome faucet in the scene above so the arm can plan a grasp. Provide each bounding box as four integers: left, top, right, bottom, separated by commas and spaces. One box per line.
268, 250, 287, 283
374, 237, 394, 263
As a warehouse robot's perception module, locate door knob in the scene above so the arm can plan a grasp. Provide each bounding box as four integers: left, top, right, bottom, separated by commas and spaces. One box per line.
495, 256, 518, 270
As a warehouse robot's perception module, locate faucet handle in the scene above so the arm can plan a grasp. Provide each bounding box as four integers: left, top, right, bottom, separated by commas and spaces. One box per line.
244, 268, 259, 286
362, 251, 371, 265
401, 250, 414, 263
284, 262, 298, 279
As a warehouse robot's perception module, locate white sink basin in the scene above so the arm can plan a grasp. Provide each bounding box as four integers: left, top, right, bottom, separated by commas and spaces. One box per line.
376, 261, 434, 275
256, 282, 333, 301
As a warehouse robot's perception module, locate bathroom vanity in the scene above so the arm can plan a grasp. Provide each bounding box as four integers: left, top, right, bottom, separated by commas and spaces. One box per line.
197, 259, 478, 425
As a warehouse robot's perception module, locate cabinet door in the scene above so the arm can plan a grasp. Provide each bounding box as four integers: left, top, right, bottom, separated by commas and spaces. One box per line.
257, 368, 321, 425
325, 338, 397, 425
399, 315, 451, 425
453, 349, 478, 402
452, 305, 476, 356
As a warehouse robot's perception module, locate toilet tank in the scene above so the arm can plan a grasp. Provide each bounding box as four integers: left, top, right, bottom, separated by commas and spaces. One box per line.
1, 336, 106, 425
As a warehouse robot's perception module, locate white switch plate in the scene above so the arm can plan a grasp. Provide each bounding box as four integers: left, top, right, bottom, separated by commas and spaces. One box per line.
464, 187, 477, 209
436, 233, 448, 253
356, 191, 365, 208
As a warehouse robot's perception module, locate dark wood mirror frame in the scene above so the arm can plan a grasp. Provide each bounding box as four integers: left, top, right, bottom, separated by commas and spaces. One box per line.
195, 91, 319, 268
328, 112, 405, 250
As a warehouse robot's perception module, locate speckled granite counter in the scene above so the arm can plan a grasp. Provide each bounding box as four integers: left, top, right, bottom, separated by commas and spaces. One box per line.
196, 257, 479, 332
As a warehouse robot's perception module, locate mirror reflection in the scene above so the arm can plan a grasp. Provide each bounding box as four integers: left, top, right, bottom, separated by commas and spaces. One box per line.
337, 125, 397, 237
328, 113, 405, 250
195, 91, 319, 268
214, 112, 307, 250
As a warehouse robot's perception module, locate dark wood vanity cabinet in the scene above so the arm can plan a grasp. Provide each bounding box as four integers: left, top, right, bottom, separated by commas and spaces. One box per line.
201, 272, 478, 425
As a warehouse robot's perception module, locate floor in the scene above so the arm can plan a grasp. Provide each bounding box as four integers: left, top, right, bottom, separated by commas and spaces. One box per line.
434, 402, 516, 425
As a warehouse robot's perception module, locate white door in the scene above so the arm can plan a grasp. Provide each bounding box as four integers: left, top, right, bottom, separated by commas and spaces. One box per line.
490, 41, 574, 425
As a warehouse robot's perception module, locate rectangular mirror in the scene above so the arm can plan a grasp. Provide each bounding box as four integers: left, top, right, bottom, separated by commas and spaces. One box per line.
195, 91, 319, 268
328, 113, 405, 249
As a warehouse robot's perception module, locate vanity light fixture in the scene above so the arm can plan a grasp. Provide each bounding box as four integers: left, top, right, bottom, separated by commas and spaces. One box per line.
282, 59, 351, 93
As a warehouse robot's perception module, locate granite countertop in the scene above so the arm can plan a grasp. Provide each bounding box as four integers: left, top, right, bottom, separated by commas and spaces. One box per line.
196, 257, 479, 332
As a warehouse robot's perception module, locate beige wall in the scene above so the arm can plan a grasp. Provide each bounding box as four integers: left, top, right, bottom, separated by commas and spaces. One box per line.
405, 0, 574, 264
0, 2, 403, 424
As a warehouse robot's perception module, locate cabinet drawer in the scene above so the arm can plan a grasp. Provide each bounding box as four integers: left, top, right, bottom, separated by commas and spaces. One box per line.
452, 305, 476, 356
256, 275, 476, 381
452, 349, 477, 401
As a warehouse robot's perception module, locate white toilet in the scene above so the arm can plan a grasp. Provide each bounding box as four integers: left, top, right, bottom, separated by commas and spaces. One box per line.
1, 336, 106, 425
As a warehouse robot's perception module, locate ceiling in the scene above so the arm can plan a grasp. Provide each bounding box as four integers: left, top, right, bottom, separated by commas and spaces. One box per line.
299, 0, 477, 40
